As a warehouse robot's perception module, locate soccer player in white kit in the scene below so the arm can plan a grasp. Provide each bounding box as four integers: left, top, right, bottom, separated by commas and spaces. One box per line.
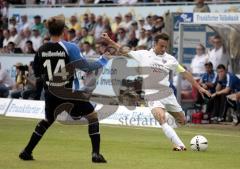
101, 32, 211, 151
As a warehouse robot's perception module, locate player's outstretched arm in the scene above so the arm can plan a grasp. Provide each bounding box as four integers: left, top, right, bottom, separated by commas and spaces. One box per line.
101, 33, 130, 57
181, 70, 211, 98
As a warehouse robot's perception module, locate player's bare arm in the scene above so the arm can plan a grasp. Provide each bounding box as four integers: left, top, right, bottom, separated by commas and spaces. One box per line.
101, 33, 130, 57
181, 70, 211, 97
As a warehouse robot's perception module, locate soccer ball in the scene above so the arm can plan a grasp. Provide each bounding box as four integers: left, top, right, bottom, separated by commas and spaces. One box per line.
190, 135, 208, 151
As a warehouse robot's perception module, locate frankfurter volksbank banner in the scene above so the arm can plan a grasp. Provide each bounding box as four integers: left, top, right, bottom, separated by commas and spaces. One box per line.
194, 13, 240, 24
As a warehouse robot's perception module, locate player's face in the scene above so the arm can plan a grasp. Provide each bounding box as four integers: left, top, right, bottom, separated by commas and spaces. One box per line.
154, 39, 168, 55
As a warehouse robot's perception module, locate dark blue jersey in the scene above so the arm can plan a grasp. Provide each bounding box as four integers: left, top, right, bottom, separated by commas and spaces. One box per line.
33, 40, 108, 91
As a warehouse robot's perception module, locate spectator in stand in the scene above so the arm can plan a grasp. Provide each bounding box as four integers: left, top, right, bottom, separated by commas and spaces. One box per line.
196, 62, 217, 115
9, 27, 20, 47
88, 13, 97, 33
210, 64, 240, 122
82, 41, 96, 58
111, 14, 122, 34
69, 15, 81, 31
24, 40, 36, 54
32, 15, 44, 35
30, 28, 43, 51
2, 29, 10, 48
19, 28, 32, 51
11, 61, 37, 99
190, 44, 208, 78
9, 16, 19, 31
138, 17, 146, 29
11, 62, 24, 98
67, 28, 79, 44
19, 15, 31, 32
151, 16, 165, 35
145, 27, 153, 50
7, 41, 22, 53
93, 15, 104, 40
193, 0, 210, 13
145, 15, 153, 30
0, 0, 8, 18
127, 30, 139, 49
79, 27, 94, 46
44, 0, 56, 5
0, 62, 14, 98
120, 12, 134, 30
137, 28, 148, 47
41, 19, 49, 38
82, 13, 90, 30
130, 21, 140, 39
116, 27, 128, 46
208, 35, 228, 70
200, 62, 217, 94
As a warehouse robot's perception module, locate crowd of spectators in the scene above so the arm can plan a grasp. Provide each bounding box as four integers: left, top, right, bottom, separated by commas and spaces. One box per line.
0, 10, 167, 55
0, 0, 239, 125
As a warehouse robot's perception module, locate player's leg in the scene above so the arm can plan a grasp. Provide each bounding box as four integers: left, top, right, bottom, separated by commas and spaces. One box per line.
151, 107, 186, 151
19, 96, 58, 160
85, 111, 106, 163
169, 112, 186, 126
162, 94, 186, 150
19, 119, 54, 160
76, 101, 106, 163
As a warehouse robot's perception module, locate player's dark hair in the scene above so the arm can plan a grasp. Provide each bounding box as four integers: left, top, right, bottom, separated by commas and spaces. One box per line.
154, 33, 169, 43
47, 15, 65, 36
217, 64, 226, 70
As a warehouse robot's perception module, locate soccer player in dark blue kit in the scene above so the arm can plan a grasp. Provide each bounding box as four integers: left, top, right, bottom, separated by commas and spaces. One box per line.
19, 15, 109, 163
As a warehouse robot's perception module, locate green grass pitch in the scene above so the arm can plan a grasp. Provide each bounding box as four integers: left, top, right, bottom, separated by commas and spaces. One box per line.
0, 116, 240, 169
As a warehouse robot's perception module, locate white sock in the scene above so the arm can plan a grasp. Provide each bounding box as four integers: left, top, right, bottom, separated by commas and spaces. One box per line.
161, 123, 185, 147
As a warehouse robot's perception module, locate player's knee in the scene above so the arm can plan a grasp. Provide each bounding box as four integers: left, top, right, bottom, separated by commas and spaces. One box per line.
178, 117, 186, 126
35, 120, 51, 136
152, 109, 166, 124
88, 121, 100, 135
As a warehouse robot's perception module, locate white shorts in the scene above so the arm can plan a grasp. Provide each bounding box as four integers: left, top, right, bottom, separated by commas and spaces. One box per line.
147, 93, 183, 113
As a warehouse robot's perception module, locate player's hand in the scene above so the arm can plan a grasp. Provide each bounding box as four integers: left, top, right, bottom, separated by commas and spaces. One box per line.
101, 33, 111, 43
201, 84, 208, 89
198, 87, 211, 98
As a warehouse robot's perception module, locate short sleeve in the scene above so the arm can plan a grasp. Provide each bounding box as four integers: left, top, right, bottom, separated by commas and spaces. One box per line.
128, 50, 145, 62
165, 56, 182, 72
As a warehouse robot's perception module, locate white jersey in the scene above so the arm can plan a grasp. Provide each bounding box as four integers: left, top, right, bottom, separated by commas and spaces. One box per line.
128, 49, 180, 87
128, 49, 184, 113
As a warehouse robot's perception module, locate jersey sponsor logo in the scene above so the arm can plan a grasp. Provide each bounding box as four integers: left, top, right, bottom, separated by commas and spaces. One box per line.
42, 51, 66, 58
